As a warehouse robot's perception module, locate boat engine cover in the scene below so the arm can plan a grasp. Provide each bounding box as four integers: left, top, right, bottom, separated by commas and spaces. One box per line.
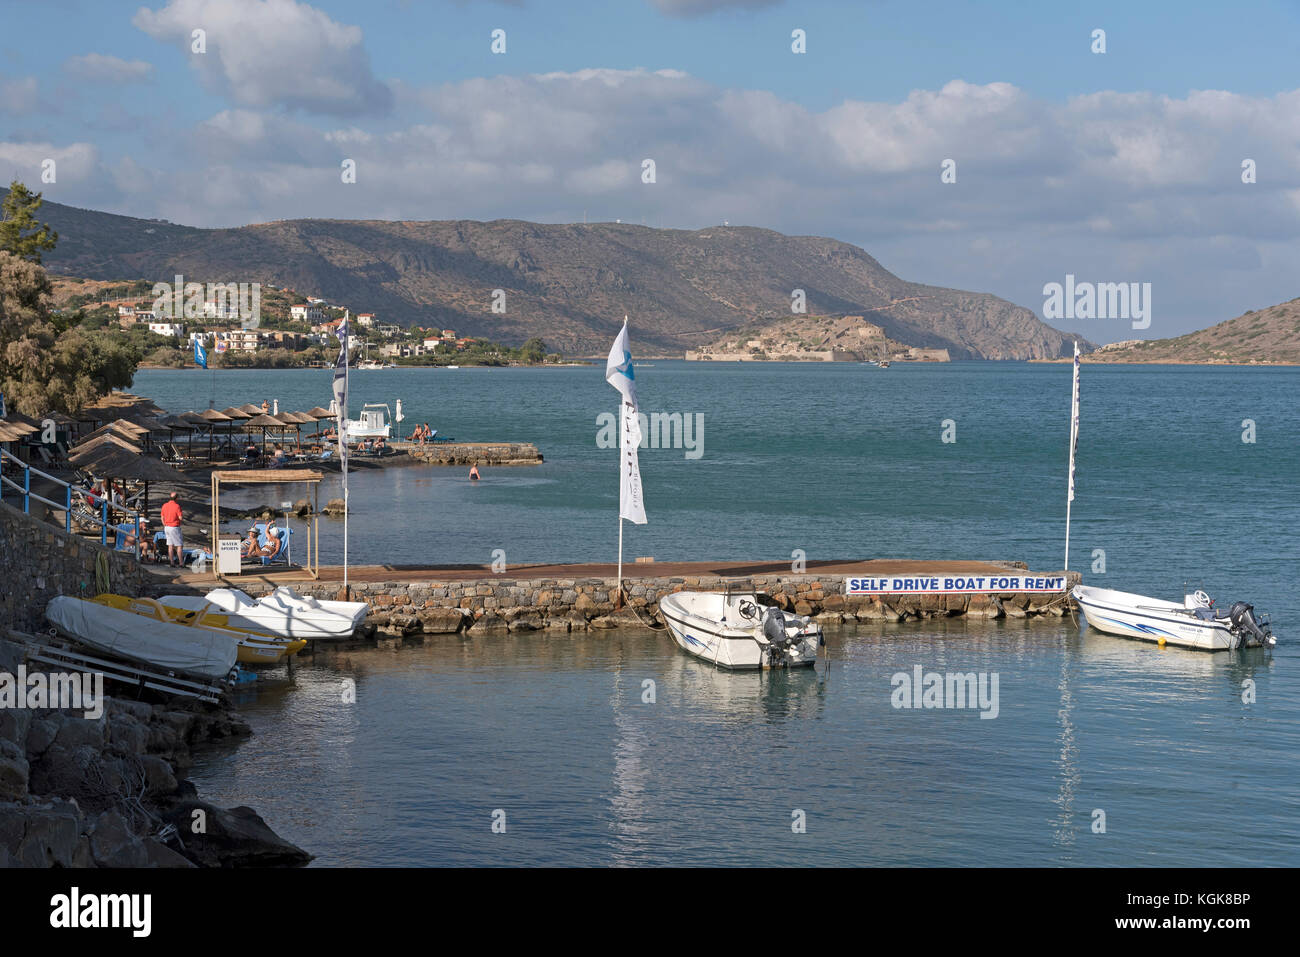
762, 607, 791, 646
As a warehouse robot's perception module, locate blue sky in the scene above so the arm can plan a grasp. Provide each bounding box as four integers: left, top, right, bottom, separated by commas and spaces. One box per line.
4, 0, 1300, 341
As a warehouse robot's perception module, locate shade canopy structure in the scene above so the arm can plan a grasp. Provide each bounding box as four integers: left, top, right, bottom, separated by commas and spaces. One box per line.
78, 392, 168, 422
158, 414, 199, 431
79, 419, 148, 445
0, 422, 34, 442
194, 409, 233, 423
209, 469, 323, 580
306, 406, 334, 419
40, 411, 77, 426
238, 403, 263, 415
67, 433, 185, 516
220, 406, 252, 420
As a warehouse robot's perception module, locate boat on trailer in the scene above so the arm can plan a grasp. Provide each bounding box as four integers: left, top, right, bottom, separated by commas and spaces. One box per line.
1072, 585, 1277, 651
659, 588, 823, 669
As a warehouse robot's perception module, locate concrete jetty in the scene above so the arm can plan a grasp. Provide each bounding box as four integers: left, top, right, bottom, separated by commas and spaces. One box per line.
148, 558, 1080, 640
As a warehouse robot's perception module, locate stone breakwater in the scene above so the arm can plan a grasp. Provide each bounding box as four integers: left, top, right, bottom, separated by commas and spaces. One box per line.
0, 501, 150, 634
0, 636, 310, 868
403, 441, 543, 466
147, 569, 1081, 640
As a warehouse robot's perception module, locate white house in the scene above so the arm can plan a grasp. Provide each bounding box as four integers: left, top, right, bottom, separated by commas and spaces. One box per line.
356, 313, 375, 327
290, 303, 326, 323
224, 329, 261, 352
148, 322, 185, 338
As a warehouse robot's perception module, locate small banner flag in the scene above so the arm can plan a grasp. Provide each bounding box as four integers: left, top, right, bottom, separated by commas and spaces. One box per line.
605, 317, 647, 525
1067, 340, 1081, 502
333, 312, 350, 467
193, 338, 207, 369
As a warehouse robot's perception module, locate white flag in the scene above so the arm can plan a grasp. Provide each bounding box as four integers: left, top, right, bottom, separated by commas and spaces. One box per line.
606, 318, 646, 525
1067, 340, 1081, 502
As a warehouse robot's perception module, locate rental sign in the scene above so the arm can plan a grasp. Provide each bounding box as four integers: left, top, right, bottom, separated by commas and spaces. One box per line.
847, 574, 1068, 595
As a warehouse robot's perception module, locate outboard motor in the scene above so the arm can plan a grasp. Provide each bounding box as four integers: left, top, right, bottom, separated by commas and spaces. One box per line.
1228, 602, 1275, 648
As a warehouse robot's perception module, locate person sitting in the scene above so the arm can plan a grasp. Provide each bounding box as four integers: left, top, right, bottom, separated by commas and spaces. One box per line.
243, 443, 260, 466
361, 437, 373, 453
239, 527, 262, 558
374, 437, 387, 453
269, 444, 287, 468
137, 519, 158, 562
259, 526, 285, 560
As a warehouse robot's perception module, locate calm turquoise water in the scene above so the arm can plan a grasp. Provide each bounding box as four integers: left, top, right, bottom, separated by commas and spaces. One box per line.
134, 363, 1300, 866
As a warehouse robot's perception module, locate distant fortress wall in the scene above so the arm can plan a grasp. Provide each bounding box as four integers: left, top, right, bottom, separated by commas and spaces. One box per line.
685, 349, 859, 362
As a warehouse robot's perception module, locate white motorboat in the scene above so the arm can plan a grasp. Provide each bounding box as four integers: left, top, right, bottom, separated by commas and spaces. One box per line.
1072, 585, 1277, 651
45, 596, 240, 682
342, 402, 392, 441
659, 590, 823, 669
159, 586, 368, 640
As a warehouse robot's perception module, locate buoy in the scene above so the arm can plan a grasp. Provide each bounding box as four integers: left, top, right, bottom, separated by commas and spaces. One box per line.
1157, 636, 1166, 647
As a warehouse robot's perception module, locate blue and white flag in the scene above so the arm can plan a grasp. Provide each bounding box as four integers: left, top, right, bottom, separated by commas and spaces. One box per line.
193, 338, 207, 369
333, 312, 350, 466
605, 317, 646, 525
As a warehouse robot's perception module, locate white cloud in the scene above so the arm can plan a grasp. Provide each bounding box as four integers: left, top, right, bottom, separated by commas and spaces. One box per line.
64, 53, 154, 83
31, 68, 1300, 336
132, 0, 392, 116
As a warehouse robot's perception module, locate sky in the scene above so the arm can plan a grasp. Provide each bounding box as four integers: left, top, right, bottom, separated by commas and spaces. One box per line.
3, 0, 1300, 342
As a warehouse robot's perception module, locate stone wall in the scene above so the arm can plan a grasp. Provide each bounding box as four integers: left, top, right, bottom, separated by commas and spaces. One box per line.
405, 442, 542, 466
0, 501, 150, 634
143, 570, 1080, 640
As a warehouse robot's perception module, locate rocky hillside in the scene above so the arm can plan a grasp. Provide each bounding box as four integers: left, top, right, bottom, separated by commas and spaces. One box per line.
29, 196, 1083, 357
1087, 298, 1300, 364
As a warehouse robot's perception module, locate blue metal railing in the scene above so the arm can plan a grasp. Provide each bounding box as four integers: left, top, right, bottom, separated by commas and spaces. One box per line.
0, 447, 144, 555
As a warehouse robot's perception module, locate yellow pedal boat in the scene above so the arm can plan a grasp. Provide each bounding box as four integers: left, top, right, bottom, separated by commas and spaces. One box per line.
91, 594, 308, 664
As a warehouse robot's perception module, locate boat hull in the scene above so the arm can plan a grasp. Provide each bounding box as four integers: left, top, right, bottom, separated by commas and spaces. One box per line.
1073, 585, 1238, 650
46, 596, 239, 681
93, 594, 306, 663
159, 587, 366, 640
659, 592, 820, 670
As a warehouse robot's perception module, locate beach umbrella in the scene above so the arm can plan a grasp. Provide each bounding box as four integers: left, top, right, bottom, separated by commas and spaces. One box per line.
239, 403, 263, 415
192, 408, 233, 460
243, 413, 290, 458
78, 419, 148, 445
68, 434, 183, 522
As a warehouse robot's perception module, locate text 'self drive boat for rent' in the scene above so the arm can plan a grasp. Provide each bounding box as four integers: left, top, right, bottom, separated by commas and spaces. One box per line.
1072, 585, 1277, 651
45, 596, 240, 682
659, 588, 823, 669
159, 587, 368, 640
91, 594, 307, 664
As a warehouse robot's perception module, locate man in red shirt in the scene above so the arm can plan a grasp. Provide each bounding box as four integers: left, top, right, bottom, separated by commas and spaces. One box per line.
160, 492, 184, 567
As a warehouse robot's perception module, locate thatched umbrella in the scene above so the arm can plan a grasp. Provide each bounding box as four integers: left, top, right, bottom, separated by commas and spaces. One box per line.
279, 411, 316, 450
78, 419, 147, 447
193, 408, 233, 460
242, 412, 292, 460
68, 433, 183, 530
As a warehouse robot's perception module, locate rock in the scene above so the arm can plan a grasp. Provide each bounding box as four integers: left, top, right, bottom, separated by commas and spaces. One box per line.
814, 611, 843, 624
418, 608, 465, 634
507, 614, 543, 631
793, 600, 813, 617
0, 739, 29, 801
470, 612, 509, 635
52, 713, 107, 751
573, 593, 598, 617
966, 595, 1004, 619
24, 719, 57, 759
377, 614, 421, 638
588, 615, 619, 629
88, 809, 149, 867
142, 837, 195, 868
163, 801, 312, 867
293, 498, 312, 516
323, 498, 347, 516
543, 618, 571, 633
140, 755, 178, 798
1003, 601, 1028, 619
0, 708, 32, 750
108, 712, 149, 755
108, 697, 154, 723
0, 799, 83, 867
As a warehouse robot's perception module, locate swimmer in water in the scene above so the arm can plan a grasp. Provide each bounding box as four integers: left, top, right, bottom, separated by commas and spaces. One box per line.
469, 464, 481, 481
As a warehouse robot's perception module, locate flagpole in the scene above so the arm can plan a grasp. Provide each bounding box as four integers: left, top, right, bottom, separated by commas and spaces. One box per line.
343, 321, 350, 597
1065, 341, 1080, 570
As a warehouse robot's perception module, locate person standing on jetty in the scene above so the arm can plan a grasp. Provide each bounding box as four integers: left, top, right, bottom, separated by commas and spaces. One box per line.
160, 492, 184, 567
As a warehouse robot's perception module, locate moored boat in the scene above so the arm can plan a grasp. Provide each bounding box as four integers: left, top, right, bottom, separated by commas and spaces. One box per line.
92, 594, 307, 664
45, 596, 240, 681
659, 590, 823, 669
1072, 585, 1277, 651
159, 586, 367, 640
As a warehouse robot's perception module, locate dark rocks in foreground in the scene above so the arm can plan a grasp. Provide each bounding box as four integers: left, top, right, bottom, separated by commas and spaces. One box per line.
0, 636, 311, 869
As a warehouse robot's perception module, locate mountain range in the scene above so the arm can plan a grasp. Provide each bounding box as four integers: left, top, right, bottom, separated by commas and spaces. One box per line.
28, 196, 1088, 358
